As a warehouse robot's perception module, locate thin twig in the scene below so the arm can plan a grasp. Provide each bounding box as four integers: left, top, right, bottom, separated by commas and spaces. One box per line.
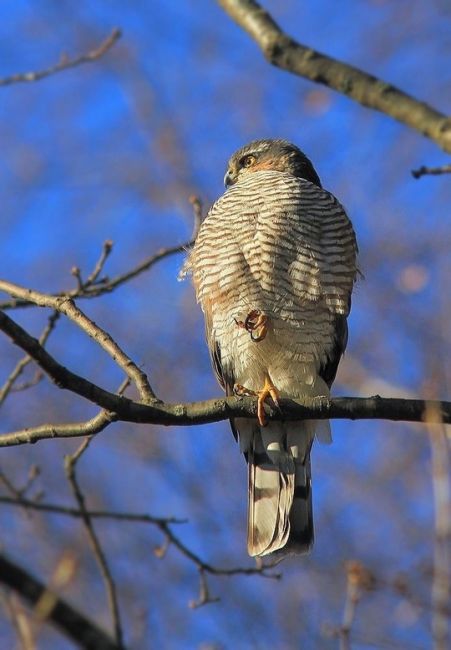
0, 238, 115, 406
0, 311, 60, 407
85, 240, 114, 285
10, 370, 43, 393
411, 163, 451, 179
0, 29, 121, 87
0, 409, 119, 447
71, 266, 84, 292
189, 569, 221, 609
65, 437, 124, 649
0, 198, 202, 311
0, 465, 40, 503
0, 494, 279, 581
156, 520, 280, 580
218, 0, 451, 152
0, 495, 185, 526
0, 242, 187, 309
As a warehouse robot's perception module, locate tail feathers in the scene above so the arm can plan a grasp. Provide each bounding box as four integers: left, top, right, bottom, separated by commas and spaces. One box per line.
247, 450, 294, 556
244, 419, 314, 558
286, 454, 314, 554
247, 451, 314, 557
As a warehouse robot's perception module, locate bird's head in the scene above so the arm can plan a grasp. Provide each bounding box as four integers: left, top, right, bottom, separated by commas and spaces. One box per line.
223, 138, 321, 188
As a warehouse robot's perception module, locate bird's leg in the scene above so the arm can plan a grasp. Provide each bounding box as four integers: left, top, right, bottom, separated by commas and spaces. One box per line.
234, 376, 280, 427
257, 375, 280, 427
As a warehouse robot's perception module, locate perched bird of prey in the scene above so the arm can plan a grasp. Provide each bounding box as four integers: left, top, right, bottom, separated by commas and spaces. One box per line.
181, 139, 357, 557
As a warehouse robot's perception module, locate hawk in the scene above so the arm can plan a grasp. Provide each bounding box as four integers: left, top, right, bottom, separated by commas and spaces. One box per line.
181, 139, 357, 557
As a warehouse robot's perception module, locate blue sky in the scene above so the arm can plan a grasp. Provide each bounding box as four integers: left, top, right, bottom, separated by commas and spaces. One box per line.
0, 2, 450, 649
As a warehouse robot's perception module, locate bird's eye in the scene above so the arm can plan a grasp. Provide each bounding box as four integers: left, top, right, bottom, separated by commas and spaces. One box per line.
240, 154, 256, 168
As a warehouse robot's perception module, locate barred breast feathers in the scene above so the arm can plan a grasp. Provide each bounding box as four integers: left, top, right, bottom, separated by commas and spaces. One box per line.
183, 170, 357, 321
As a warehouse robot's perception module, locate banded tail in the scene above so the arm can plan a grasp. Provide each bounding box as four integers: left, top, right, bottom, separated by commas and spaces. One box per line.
238, 419, 316, 557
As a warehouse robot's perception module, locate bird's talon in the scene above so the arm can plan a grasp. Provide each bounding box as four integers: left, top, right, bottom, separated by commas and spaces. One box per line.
233, 383, 257, 397
236, 310, 268, 342
257, 397, 268, 427
250, 323, 267, 342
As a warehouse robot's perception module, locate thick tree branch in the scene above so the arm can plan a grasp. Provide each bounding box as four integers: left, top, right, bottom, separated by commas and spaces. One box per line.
0, 554, 123, 650
0, 308, 450, 448
0, 29, 121, 87
218, 0, 451, 152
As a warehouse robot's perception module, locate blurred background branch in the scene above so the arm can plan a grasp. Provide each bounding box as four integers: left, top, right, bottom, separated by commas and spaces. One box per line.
0, 554, 122, 650
412, 163, 451, 179
0, 28, 121, 87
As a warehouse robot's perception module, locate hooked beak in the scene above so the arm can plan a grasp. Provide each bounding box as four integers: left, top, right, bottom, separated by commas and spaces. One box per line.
224, 169, 235, 188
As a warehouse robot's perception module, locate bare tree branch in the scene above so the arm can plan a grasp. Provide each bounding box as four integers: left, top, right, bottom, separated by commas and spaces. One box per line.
411, 163, 451, 179
0, 495, 185, 526
65, 438, 124, 649
154, 519, 280, 580
84, 240, 114, 286
0, 495, 280, 585
189, 569, 221, 609
0, 199, 202, 312
0, 410, 120, 448
0, 554, 123, 650
0, 302, 451, 446
9, 370, 44, 393
0, 280, 156, 403
0, 242, 190, 310
218, 0, 451, 152
0, 465, 40, 512
0, 238, 114, 403
0, 29, 121, 87
0, 311, 59, 406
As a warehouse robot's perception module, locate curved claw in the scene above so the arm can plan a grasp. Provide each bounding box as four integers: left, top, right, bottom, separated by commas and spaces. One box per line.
233, 383, 257, 398
235, 310, 268, 343
257, 376, 281, 427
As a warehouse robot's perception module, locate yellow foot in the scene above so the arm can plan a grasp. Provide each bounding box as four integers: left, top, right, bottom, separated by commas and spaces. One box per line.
257, 376, 280, 426
235, 309, 268, 342
234, 376, 280, 427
